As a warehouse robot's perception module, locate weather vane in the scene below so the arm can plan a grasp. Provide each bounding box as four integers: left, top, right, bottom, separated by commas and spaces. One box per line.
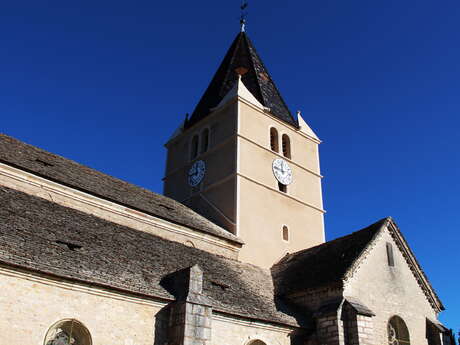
240, 0, 248, 32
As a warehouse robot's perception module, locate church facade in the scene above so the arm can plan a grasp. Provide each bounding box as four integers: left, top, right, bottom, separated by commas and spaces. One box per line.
0, 30, 453, 345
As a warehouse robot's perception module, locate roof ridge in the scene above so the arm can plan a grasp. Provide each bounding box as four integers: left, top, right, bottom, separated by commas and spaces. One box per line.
241, 33, 265, 110
385, 218, 444, 311
342, 217, 390, 279
186, 31, 298, 128
242, 33, 297, 126
276, 217, 389, 264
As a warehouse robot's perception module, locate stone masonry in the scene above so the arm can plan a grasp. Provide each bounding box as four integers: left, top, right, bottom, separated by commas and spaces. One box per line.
168, 265, 213, 345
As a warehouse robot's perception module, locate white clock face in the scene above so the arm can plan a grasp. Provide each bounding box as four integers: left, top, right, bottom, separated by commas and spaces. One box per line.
188, 160, 206, 187
272, 158, 293, 185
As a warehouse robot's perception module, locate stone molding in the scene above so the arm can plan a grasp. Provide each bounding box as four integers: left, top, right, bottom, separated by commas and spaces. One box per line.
0, 264, 168, 308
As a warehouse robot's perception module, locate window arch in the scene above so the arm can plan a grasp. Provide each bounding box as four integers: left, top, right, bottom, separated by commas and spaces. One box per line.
201, 128, 210, 154
282, 134, 291, 159
386, 242, 395, 267
282, 225, 289, 241
184, 240, 196, 248
270, 128, 279, 152
248, 340, 267, 345
190, 135, 199, 160
388, 316, 410, 345
44, 319, 92, 345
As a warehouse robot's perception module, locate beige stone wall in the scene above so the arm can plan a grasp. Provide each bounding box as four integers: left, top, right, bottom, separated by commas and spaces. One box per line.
237, 176, 324, 267
163, 96, 325, 268
344, 227, 438, 345
0, 266, 295, 345
164, 102, 238, 236
0, 163, 240, 260
211, 313, 293, 345
238, 102, 321, 174
0, 266, 162, 345
236, 101, 325, 268
238, 136, 323, 209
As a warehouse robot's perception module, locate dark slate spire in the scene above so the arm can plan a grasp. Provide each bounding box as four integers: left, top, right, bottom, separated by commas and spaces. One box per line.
186, 32, 298, 129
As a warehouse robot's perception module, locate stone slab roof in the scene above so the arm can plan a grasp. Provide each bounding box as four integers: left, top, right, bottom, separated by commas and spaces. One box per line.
187, 32, 298, 129
0, 186, 303, 327
272, 217, 444, 312
272, 218, 387, 296
0, 134, 242, 245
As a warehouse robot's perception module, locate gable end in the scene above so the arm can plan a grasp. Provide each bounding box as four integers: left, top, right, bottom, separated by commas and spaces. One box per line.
343, 217, 444, 313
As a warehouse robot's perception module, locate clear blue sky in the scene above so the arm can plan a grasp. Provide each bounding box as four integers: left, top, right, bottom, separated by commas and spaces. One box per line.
1, 0, 458, 331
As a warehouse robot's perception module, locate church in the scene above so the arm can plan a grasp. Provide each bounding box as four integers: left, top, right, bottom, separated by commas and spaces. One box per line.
0, 26, 454, 345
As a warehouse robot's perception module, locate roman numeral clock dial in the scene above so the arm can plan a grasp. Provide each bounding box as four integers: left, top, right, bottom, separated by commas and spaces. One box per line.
272, 158, 293, 186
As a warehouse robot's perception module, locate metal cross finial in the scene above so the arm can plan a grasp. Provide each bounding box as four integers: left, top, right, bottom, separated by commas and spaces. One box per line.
240, 0, 248, 32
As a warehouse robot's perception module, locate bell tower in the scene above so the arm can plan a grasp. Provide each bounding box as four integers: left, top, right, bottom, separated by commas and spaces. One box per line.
164, 31, 325, 268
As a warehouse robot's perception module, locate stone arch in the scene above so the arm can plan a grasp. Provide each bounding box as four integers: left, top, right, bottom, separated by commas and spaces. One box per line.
282, 225, 289, 241
282, 134, 291, 159
44, 319, 92, 345
248, 340, 267, 345
244, 337, 276, 345
270, 127, 279, 152
388, 315, 410, 345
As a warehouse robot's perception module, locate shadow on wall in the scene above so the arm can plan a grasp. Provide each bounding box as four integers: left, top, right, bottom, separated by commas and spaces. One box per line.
154, 306, 171, 345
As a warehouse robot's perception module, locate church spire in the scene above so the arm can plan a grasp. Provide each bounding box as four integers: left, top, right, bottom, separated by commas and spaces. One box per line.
186, 31, 298, 129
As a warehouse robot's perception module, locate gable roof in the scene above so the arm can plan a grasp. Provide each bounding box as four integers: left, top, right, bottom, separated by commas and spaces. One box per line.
0, 185, 304, 327
384, 219, 444, 311
272, 218, 386, 294
0, 134, 242, 245
272, 217, 444, 311
186, 32, 298, 129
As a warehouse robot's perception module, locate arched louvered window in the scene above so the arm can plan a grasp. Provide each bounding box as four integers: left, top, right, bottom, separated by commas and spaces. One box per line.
282, 226, 289, 241
282, 134, 291, 159
44, 319, 92, 345
270, 128, 279, 152
201, 128, 210, 154
191, 135, 199, 160
388, 316, 410, 345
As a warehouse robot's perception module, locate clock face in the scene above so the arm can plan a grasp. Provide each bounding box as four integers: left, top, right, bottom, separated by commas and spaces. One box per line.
188, 160, 206, 187
272, 158, 293, 185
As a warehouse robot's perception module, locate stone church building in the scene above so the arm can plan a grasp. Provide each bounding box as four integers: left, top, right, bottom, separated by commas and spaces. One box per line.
0, 30, 454, 345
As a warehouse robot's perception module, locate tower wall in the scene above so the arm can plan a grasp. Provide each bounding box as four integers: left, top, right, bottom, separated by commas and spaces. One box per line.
164, 98, 325, 268
164, 103, 238, 233
236, 101, 325, 267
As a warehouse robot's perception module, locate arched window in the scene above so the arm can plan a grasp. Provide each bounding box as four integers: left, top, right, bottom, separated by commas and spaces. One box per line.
201, 128, 209, 154
44, 319, 92, 345
386, 242, 395, 267
282, 226, 289, 241
191, 135, 199, 160
270, 128, 279, 152
248, 340, 267, 345
282, 134, 291, 159
388, 316, 410, 345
